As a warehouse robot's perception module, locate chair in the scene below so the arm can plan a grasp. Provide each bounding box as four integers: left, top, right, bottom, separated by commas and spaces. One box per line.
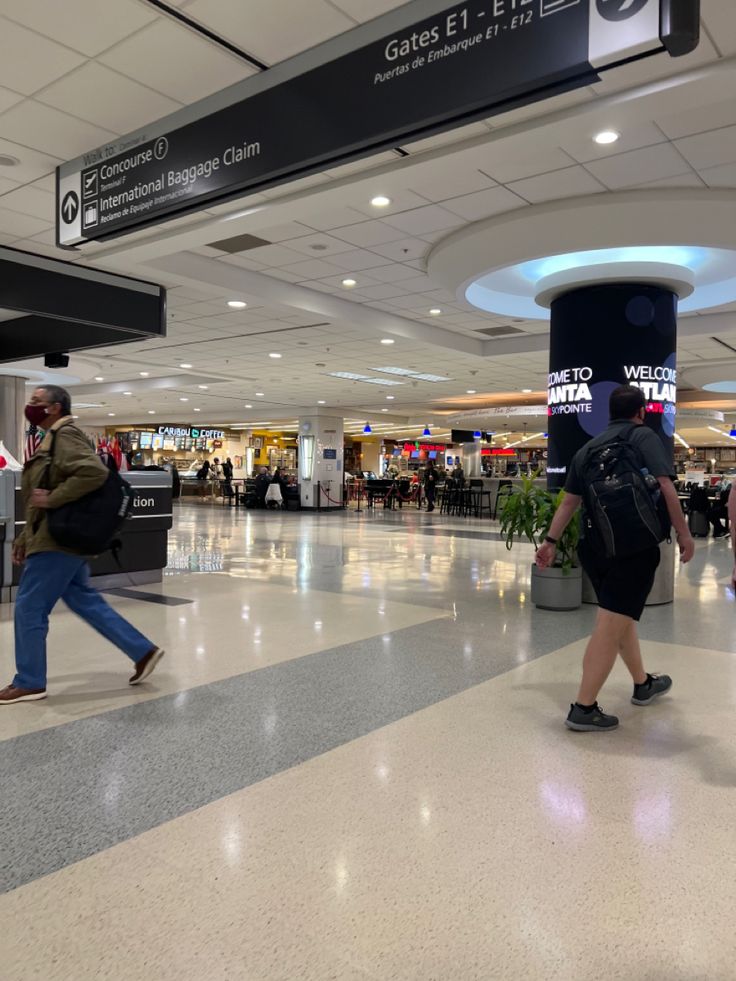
469, 479, 493, 518
265, 483, 284, 509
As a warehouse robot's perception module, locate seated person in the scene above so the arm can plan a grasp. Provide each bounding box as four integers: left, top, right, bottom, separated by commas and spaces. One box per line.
708, 480, 731, 538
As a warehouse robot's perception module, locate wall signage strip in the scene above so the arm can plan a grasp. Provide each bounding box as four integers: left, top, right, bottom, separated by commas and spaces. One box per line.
57, 0, 698, 247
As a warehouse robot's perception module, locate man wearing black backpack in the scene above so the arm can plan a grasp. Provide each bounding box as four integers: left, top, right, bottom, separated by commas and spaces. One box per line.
536, 385, 694, 732
0, 385, 164, 704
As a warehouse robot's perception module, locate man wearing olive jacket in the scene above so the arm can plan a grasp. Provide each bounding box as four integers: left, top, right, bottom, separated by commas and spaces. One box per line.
0, 385, 163, 704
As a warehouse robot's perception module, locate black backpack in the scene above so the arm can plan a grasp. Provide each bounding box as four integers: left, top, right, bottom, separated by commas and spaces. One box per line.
580, 424, 667, 559
43, 430, 137, 556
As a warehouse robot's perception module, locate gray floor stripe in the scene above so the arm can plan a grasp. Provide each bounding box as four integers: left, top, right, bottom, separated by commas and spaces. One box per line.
101, 588, 193, 606
0, 611, 589, 895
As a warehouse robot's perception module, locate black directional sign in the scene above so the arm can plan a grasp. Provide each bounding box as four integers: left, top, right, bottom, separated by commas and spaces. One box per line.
60, 191, 79, 225
57, 0, 699, 247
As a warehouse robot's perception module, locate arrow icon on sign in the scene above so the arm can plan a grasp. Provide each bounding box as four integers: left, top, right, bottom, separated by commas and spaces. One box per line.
61, 190, 79, 225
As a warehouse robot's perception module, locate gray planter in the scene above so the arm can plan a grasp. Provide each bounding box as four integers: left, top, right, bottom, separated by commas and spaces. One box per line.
531, 563, 582, 611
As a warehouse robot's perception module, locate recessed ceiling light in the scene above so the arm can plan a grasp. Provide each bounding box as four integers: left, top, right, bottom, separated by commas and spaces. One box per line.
269, 352, 282, 359
593, 129, 620, 145
148, 410, 155, 414
179, 363, 192, 369
386, 395, 395, 400
382, 408, 389, 412
342, 278, 357, 287
180, 397, 189, 402
227, 300, 247, 309
123, 391, 132, 395
467, 389, 476, 394
94, 376, 104, 381
429, 308, 442, 316
140, 371, 149, 377
370, 195, 391, 208
0, 155, 20, 167
522, 388, 533, 393
194, 408, 201, 412
108, 412, 115, 417
245, 404, 253, 408
317, 400, 326, 405
198, 385, 208, 390
256, 392, 264, 397
380, 338, 395, 345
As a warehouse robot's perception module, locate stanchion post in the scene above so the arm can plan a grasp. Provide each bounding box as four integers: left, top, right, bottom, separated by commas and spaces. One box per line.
316, 480, 322, 513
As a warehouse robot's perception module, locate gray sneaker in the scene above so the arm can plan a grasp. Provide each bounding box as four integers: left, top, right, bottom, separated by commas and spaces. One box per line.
565, 703, 619, 732
631, 673, 672, 706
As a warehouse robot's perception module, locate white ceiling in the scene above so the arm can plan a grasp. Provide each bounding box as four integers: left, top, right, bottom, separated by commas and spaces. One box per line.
1, 0, 736, 428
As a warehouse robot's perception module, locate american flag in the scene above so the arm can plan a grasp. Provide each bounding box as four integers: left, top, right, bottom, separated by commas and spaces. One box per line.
24, 424, 43, 463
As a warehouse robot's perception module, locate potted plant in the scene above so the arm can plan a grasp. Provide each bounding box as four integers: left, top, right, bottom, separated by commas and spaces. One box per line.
498, 473, 582, 611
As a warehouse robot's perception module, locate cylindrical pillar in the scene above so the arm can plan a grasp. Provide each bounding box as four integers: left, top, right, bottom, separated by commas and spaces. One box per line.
547, 283, 677, 490
0, 376, 26, 464
462, 442, 482, 478
547, 282, 678, 606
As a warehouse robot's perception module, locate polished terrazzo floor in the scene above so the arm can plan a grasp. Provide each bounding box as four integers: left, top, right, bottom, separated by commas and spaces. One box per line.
1, 502, 735, 980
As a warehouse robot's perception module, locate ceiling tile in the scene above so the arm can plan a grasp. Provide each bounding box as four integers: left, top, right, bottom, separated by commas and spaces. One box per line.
99, 18, 255, 103
561, 121, 667, 164
657, 98, 736, 140
0, 183, 55, 221
0, 174, 23, 195
698, 162, 736, 188
701, 0, 736, 55
0, 0, 157, 56
407, 165, 496, 202
0, 100, 117, 158
508, 165, 606, 203
241, 243, 308, 266
0, 137, 62, 184
36, 63, 181, 134
0, 207, 50, 238
0, 86, 23, 115
441, 185, 525, 220
674, 125, 736, 170
282, 258, 348, 279
253, 222, 313, 242
185, 0, 355, 65
327, 249, 397, 272
366, 263, 421, 283
278, 233, 356, 257
331, 220, 407, 248
0, 17, 85, 95
369, 237, 431, 261
402, 122, 490, 155
300, 205, 368, 231
473, 147, 575, 184
328, 0, 408, 19
583, 143, 693, 189
383, 205, 463, 236
633, 173, 705, 189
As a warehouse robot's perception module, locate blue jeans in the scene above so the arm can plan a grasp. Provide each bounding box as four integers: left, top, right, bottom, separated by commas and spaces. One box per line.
14, 552, 154, 691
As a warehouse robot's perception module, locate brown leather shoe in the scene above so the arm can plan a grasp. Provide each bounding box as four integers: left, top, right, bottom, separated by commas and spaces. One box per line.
0, 684, 47, 704
129, 648, 164, 686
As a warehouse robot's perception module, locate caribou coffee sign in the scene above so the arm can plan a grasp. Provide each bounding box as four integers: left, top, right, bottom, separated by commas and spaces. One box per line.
156, 425, 224, 439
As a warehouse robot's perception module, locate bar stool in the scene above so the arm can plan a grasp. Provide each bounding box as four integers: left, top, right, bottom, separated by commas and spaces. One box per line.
469, 479, 493, 518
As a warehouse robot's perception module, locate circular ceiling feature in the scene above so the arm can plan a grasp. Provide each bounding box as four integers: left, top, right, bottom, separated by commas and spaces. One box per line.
703, 381, 736, 393
464, 246, 734, 319
428, 190, 736, 321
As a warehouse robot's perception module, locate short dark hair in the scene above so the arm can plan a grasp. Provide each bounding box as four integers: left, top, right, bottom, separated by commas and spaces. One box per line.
609, 384, 646, 420
38, 384, 72, 415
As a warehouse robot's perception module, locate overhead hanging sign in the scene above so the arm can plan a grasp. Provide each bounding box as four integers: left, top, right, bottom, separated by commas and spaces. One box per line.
56, 0, 698, 247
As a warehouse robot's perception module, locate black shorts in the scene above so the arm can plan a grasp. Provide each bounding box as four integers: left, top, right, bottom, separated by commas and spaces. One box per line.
578, 540, 661, 622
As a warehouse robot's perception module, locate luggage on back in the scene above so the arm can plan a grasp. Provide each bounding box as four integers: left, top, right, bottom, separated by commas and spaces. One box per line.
580, 424, 667, 559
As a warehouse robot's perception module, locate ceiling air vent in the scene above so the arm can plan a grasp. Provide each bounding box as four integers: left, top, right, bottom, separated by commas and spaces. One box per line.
207, 233, 272, 253
475, 325, 524, 337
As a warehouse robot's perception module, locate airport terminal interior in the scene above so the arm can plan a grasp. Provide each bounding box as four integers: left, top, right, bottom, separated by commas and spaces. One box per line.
1, 0, 736, 978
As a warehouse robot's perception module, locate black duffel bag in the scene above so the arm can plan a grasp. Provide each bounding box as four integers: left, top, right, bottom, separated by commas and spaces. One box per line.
42, 432, 137, 555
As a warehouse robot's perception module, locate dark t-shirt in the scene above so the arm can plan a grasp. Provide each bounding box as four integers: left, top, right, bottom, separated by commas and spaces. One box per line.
565, 420, 675, 498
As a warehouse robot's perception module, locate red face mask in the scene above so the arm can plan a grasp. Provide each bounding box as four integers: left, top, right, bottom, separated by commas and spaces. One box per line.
24, 404, 49, 427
